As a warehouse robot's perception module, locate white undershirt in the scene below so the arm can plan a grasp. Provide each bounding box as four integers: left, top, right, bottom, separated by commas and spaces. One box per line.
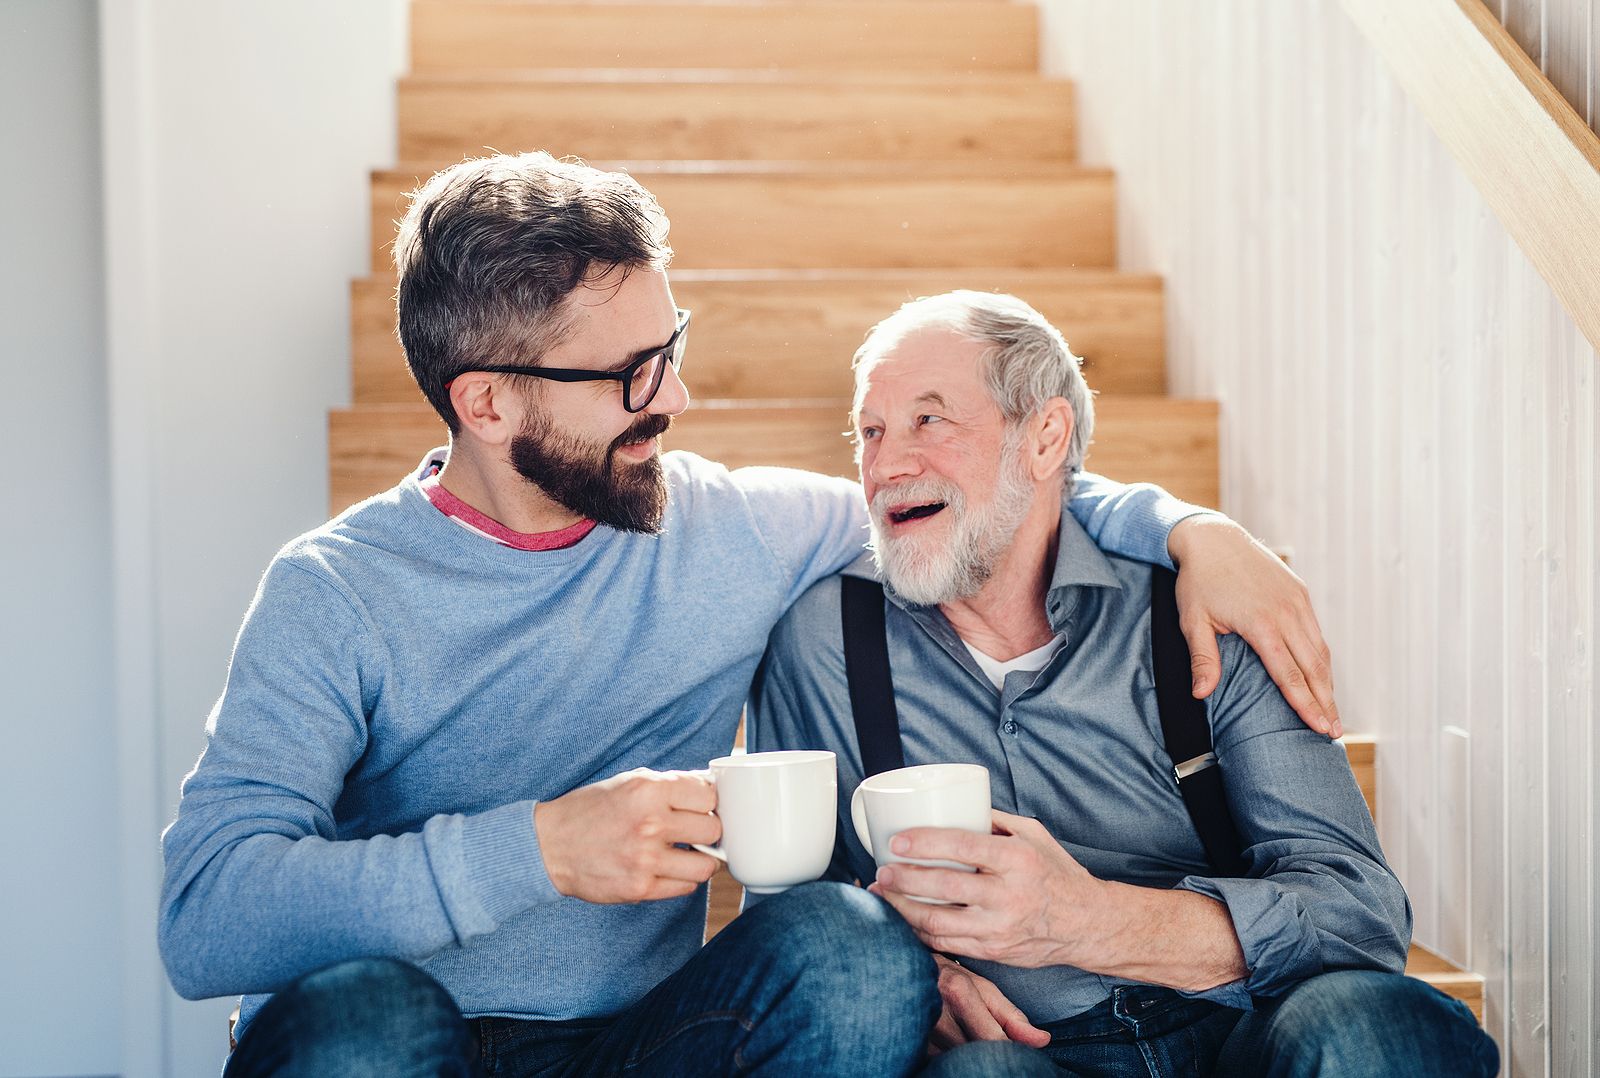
962, 635, 1064, 691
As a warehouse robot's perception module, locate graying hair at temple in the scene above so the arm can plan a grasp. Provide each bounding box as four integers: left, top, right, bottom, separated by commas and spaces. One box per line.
851, 290, 1096, 489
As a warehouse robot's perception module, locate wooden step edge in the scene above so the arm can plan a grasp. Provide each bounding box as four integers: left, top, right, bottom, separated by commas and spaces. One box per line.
399, 69, 1067, 88
353, 267, 1164, 290
375, 160, 1112, 182
1406, 943, 1485, 1022
1339, 733, 1376, 763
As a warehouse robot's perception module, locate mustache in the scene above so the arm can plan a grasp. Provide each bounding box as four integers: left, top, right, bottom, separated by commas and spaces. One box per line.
869, 477, 964, 522
610, 413, 672, 454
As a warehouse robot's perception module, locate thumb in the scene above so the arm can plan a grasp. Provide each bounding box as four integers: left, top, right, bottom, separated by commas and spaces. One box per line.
982, 979, 1051, 1047
1184, 621, 1223, 699
998, 1009, 1051, 1048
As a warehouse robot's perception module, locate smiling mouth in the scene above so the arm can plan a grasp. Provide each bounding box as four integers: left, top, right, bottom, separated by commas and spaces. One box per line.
888, 502, 947, 525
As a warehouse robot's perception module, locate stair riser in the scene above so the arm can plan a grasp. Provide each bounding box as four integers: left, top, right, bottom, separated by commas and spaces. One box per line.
350, 273, 1166, 405
398, 79, 1076, 163
371, 169, 1118, 273
411, 2, 1040, 75
326, 398, 1218, 516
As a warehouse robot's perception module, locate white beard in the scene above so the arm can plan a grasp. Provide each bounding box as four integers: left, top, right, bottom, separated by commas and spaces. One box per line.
868, 437, 1034, 606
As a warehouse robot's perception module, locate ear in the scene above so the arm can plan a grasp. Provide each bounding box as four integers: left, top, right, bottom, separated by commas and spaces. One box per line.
449, 374, 522, 448
1025, 398, 1075, 483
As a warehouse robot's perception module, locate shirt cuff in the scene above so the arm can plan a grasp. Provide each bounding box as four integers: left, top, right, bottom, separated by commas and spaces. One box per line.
1175, 875, 1323, 998
426, 799, 560, 941
1179, 978, 1254, 1010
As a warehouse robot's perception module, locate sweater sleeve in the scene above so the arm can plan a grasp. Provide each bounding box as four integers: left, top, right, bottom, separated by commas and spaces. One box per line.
734, 467, 872, 606
158, 557, 559, 1001
1065, 471, 1216, 570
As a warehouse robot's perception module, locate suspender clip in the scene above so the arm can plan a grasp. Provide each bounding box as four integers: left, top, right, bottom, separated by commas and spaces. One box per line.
1173, 752, 1218, 783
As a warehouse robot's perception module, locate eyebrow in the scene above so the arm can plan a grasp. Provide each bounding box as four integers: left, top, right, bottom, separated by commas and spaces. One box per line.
603, 325, 677, 372
913, 391, 951, 410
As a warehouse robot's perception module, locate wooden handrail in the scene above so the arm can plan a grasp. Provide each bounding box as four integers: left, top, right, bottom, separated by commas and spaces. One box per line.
1341, 0, 1600, 356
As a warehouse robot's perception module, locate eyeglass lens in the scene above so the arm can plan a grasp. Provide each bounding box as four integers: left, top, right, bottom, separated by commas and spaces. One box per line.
625, 323, 687, 413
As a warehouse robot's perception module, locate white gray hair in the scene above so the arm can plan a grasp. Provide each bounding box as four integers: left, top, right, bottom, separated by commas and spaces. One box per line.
852, 290, 1095, 488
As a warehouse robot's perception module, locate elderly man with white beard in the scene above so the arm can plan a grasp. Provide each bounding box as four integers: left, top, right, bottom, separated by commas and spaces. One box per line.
748, 291, 1497, 1078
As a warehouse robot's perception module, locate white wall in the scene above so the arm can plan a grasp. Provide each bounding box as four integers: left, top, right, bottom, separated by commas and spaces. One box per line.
0, 4, 118, 1076
1038, 3, 1597, 1075
98, 2, 408, 1074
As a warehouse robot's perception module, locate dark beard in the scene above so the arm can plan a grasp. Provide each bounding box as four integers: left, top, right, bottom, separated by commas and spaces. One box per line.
509, 411, 672, 535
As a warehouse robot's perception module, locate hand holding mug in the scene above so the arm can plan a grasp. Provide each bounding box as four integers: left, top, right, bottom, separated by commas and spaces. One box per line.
869, 809, 1109, 969
533, 768, 723, 904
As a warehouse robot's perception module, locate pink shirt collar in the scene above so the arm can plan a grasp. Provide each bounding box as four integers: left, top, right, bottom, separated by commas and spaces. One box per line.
420, 470, 596, 552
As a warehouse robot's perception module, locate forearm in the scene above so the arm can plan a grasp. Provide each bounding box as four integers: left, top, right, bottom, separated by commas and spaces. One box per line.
159, 796, 553, 999
1067, 472, 1214, 570
1071, 881, 1247, 992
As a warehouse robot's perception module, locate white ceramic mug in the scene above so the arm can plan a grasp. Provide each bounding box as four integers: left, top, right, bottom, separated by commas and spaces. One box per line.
850, 763, 991, 902
693, 750, 837, 894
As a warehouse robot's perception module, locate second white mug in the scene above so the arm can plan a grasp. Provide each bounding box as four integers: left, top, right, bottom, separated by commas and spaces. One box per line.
850, 763, 992, 891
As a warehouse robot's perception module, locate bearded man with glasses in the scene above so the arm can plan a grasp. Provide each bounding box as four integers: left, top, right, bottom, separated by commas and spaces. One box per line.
159, 152, 1345, 1077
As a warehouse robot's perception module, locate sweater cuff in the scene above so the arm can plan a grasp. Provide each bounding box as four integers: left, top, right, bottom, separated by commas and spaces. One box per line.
1175, 875, 1323, 998
459, 799, 560, 929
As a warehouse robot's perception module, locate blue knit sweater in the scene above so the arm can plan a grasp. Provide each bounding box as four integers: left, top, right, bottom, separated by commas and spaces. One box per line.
158, 451, 1193, 1039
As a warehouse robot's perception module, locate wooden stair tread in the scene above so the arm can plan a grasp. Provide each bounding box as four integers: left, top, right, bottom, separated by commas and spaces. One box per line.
401, 70, 1068, 87
351, 268, 1166, 405
326, 397, 1219, 516
412, 1, 1038, 75
378, 159, 1103, 180
370, 165, 1117, 273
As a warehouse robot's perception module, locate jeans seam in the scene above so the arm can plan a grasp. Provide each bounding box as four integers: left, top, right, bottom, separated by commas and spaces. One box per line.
622, 1009, 753, 1072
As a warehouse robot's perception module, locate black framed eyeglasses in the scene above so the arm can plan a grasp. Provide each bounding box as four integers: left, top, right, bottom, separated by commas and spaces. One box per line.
450, 308, 690, 414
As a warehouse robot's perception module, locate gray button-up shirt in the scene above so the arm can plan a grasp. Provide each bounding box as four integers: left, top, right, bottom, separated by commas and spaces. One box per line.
749, 506, 1410, 1023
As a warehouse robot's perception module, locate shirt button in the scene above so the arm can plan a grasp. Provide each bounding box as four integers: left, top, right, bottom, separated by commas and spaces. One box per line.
1002, 720, 1018, 736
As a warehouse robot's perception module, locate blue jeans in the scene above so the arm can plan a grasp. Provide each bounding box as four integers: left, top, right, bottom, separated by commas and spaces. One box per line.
224, 881, 939, 1077
921, 971, 1498, 1077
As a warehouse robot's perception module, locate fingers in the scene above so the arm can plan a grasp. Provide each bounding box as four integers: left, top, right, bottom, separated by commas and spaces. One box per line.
977, 979, 1051, 1047
869, 883, 986, 951
654, 846, 722, 886
937, 965, 1008, 1043
666, 807, 722, 848
659, 771, 717, 813
887, 827, 1007, 872
1251, 630, 1331, 736
1181, 614, 1224, 700
875, 862, 992, 907
929, 1010, 968, 1052
1285, 620, 1341, 738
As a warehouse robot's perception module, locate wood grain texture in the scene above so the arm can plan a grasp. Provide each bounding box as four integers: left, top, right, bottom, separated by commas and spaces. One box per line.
326, 397, 1218, 516
351, 268, 1166, 405
411, 2, 1039, 74
1341, 0, 1600, 357
370, 164, 1118, 273
397, 74, 1076, 164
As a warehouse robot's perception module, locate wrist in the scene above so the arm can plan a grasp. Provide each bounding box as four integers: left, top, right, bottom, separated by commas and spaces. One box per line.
1065, 877, 1134, 971
1166, 513, 1237, 567
532, 801, 574, 897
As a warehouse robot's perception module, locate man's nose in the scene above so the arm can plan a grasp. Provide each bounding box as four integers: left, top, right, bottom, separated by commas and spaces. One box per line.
646, 361, 691, 417
865, 428, 922, 487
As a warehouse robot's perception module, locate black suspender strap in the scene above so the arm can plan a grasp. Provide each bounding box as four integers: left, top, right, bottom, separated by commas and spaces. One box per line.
1150, 566, 1248, 877
839, 567, 1246, 876
839, 576, 906, 777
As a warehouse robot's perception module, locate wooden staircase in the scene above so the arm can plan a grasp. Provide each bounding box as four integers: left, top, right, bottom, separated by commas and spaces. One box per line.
330, 0, 1216, 513
330, 0, 1481, 1027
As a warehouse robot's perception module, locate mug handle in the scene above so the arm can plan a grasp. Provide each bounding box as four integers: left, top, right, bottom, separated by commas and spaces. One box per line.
849, 785, 873, 857
690, 768, 727, 862
690, 841, 727, 863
